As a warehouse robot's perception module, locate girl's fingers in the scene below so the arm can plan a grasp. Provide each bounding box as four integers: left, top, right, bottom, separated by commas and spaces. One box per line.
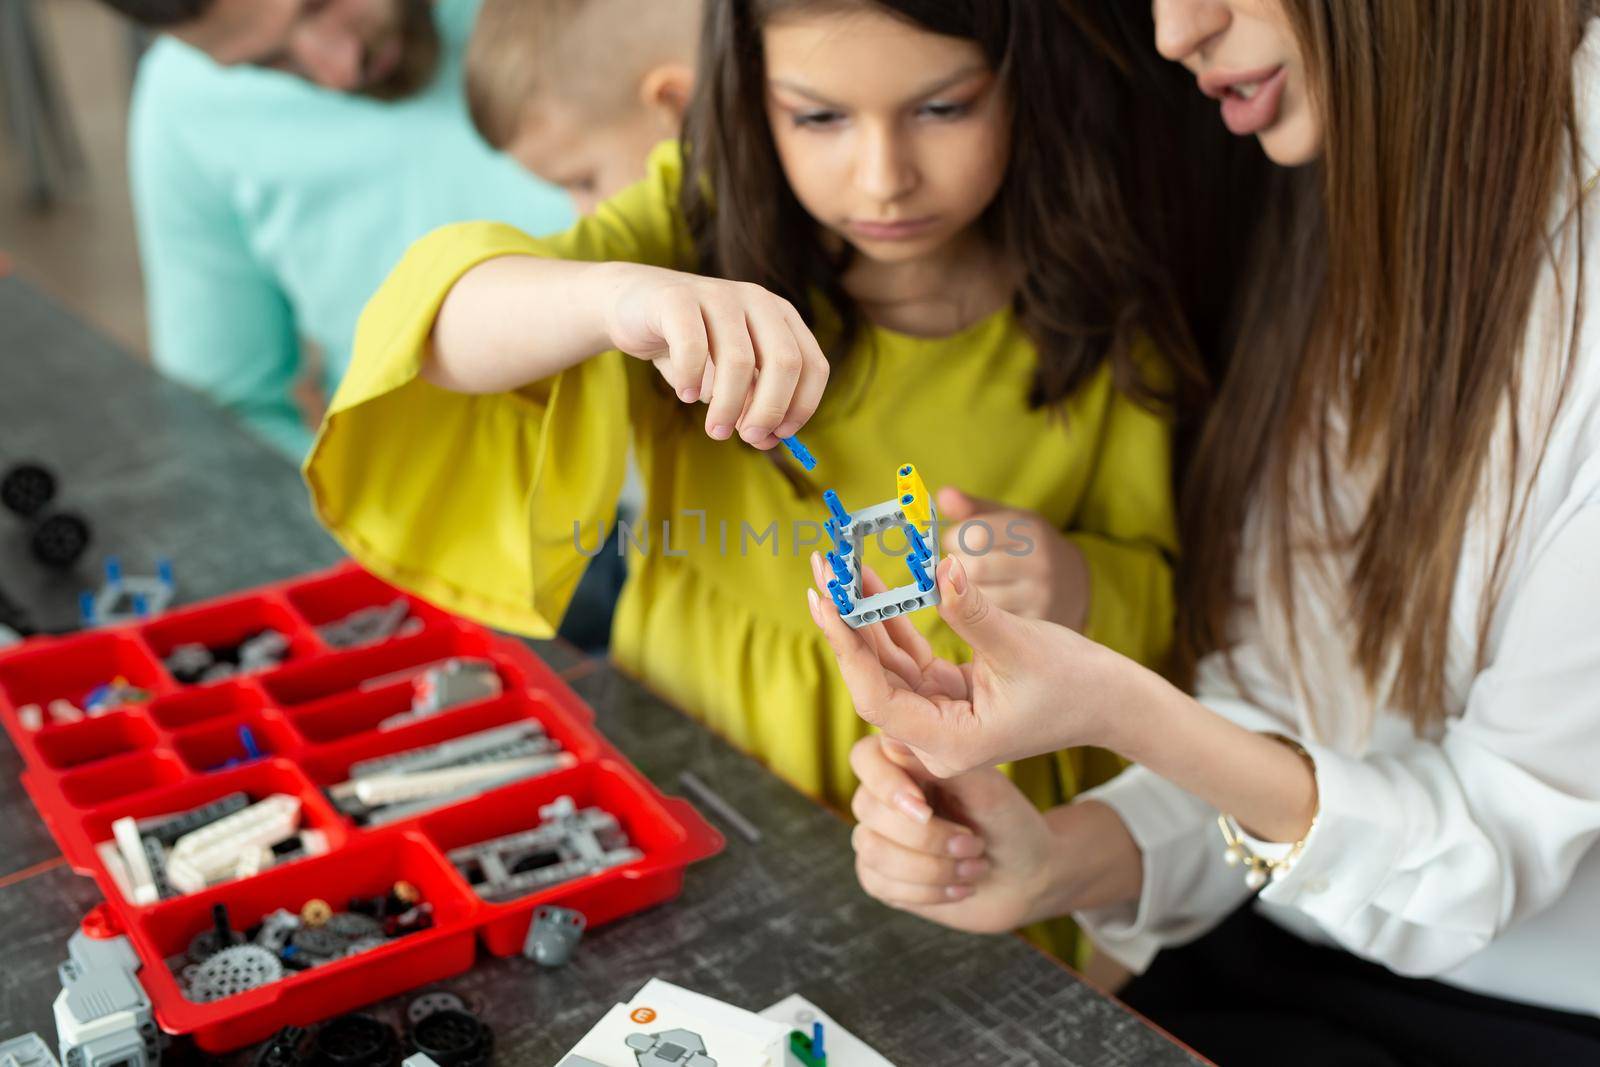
810, 555, 922, 688
851, 823, 989, 886
774, 308, 831, 440
657, 293, 710, 402
738, 302, 805, 447
700, 298, 756, 439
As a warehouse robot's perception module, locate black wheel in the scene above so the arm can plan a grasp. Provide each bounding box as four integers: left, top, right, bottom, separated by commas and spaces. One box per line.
30, 511, 90, 568
409, 1008, 492, 1066
1, 463, 56, 517
311, 1013, 399, 1066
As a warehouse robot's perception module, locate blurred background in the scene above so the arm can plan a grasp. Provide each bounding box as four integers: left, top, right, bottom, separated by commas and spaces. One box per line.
0, 0, 146, 355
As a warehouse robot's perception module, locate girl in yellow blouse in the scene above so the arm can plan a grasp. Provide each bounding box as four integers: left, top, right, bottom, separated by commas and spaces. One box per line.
307, 0, 1191, 959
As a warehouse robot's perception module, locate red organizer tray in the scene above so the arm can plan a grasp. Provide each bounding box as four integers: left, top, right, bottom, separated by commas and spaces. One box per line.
0, 562, 723, 1052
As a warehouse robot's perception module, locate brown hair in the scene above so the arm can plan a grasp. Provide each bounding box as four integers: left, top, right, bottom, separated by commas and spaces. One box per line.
1177, 2, 1594, 731
468, 0, 701, 149
680, 0, 1267, 411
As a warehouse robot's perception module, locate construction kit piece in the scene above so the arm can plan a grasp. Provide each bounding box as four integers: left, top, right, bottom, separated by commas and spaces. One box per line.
447, 796, 642, 902
165, 794, 302, 894
0, 1033, 58, 1067
318, 599, 419, 649
372, 658, 502, 731
406, 1008, 493, 1067
79, 557, 176, 627
778, 435, 817, 472
788, 1022, 828, 1067
102, 793, 324, 908
164, 629, 292, 686
625, 1029, 717, 1067
819, 463, 940, 629
54, 930, 162, 1067
677, 771, 761, 845
1, 462, 92, 569
175, 889, 435, 1004
523, 905, 587, 967
328, 721, 572, 826
405, 991, 469, 1027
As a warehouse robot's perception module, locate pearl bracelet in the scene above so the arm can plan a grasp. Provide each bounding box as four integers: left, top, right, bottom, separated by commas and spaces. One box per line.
1217, 734, 1318, 890
1218, 813, 1308, 889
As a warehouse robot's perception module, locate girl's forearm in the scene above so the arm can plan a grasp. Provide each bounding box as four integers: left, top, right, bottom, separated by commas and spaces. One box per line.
426, 256, 623, 393
1103, 659, 1318, 843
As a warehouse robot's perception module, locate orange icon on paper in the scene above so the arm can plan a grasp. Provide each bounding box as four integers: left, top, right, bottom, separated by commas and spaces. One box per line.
630, 1008, 657, 1024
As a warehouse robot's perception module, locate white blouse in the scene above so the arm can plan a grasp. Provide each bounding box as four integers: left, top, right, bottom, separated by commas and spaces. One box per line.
1077, 26, 1600, 1018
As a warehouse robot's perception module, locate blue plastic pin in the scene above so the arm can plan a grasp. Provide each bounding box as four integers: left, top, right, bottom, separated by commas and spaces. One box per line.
105, 556, 122, 582
825, 551, 852, 587
825, 518, 852, 556
907, 557, 934, 593
904, 524, 932, 562
78, 591, 96, 625
827, 580, 854, 615
239, 725, 262, 760
157, 557, 175, 586
780, 436, 817, 471
131, 593, 149, 618
823, 489, 850, 528
813, 1022, 826, 1058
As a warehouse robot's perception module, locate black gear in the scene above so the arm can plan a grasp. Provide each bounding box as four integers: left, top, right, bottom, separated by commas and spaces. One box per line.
310, 1013, 399, 1067
30, 511, 90, 568
407, 1008, 492, 1067
0, 463, 55, 517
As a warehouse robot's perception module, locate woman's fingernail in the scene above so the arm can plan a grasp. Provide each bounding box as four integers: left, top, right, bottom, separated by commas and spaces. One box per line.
956, 858, 989, 881
946, 556, 969, 596
895, 792, 933, 824
708, 424, 732, 440
946, 833, 984, 858
945, 884, 974, 901
805, 587, 821, 622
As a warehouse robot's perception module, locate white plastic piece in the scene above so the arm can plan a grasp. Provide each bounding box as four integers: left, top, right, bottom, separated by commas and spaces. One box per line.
354, 755, 571, 805
95, 840, 135, 903
48, 699, 83, 725
168, 794, 301, 894
233, 845, 275, 880
300, 829, 330, 857
111, 817, 159, 905
17, 704, 43, 732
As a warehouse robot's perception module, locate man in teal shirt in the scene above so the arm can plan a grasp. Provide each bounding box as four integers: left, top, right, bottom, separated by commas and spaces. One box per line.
101, 0, 574, 457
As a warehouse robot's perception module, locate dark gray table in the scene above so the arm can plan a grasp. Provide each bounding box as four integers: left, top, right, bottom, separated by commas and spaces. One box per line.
0, 278, 1203, 1066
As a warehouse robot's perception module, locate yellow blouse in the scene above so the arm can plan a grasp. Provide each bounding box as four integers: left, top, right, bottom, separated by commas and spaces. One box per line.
306, 143, 1176, 957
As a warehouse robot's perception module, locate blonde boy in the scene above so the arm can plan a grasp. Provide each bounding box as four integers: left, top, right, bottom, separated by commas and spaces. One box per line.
467, 0, 700, 214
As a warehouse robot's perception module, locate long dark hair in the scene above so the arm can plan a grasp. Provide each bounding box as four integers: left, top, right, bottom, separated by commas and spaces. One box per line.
1177, 2, 1591, 732
680, 0, 1267, 413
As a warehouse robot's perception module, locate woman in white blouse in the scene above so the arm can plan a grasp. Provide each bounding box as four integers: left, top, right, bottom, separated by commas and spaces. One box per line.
806, 1, 1600, 1063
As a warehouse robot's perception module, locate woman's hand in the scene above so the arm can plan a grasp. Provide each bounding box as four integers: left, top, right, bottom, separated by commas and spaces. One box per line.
602, 264, 830, 447
936, 487, 1090, 629
849, 735, 1143, 931
808, 553, 1144, 777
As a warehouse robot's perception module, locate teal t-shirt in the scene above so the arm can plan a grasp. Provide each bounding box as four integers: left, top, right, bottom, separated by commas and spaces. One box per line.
128, 0, 574, 458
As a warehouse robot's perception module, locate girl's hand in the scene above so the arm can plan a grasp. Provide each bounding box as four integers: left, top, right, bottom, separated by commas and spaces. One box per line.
601, 264, 831, 447
936, 488, 1090, 629
849, 735, 1143, 931
808, 553, 1138, 778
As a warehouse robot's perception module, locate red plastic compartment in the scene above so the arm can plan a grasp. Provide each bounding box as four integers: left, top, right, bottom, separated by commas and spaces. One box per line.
421, 759, 723, 957
75, 759, 352, 890
132, 831, 479, 1052
0, 561, 722, 1052
139, 594, 322, 682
